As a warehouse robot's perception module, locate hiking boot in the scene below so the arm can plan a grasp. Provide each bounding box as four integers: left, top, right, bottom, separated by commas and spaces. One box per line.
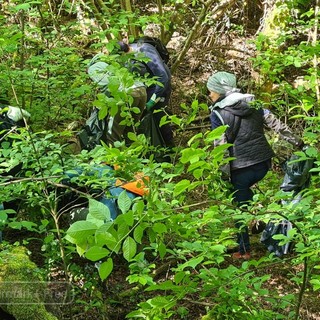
232, 252, 251, 260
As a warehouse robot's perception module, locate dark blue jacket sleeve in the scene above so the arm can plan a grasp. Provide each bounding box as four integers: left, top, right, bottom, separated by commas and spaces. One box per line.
133, 43, 171, 99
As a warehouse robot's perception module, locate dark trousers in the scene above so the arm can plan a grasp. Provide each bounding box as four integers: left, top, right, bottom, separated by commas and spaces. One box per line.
152, 109, 174, 146
148, 88, 174, 146
230, 160, 271, 254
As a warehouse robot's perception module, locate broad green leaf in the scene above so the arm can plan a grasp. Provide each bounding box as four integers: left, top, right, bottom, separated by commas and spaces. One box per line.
96, 221, 113, 234
127, 132, 137, 141
173, 179, 190, 196
14, 3, 30, 11
8, 221, 22, 230
180, 149, 195, 164
179, 256, 204, 270
193, 168, 204, 179
206, 125, 227, 142
117, 220, 130, 239
66, 221, 97, 243
122, 236, 137, 261
0, 212, 8, 224
122, 210, 134, 227
310, 279, 320, 291
133, 225, 144, 244
85, 246, 110, 261
210, 244, 226, 253
89, 198, 111, 221
95, 224, 114, 246
158, 241, 166, 259
132, 200, 145, 215
152, 222, 167, 234
118, 191, 132, 214
174, 271, 185, 284
21, 221, 38, 231
99, 258, 113, 281
76, 243, 87, 257
103, 232, 120, 252
95, 222, 113, 245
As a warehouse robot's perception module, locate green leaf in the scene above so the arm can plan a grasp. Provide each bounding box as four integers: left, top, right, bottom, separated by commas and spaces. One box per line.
76, 243, 86, 256
132, 200, 145, 215
206, 126, 227, 142
95, 222, 114, 246
210, 244, 226, 253
8, 221, 22, 230
122, 236, 137, 261
89, 198, 111, 221
14, 3, 30, 11
173, 179, 190, 196
310, 279, 320, 291
152, 222, 167, 234
118, 191, 132, 214
99, 258, 114, 281
103, 232, 120, 252
180, 149, 195, 164
133, 225, 144, 244
85, 246, 110, 261
122, 210, 134, 227
174, 271, 185, 284
21, 221, 38, 231
158, 241, 166, 259
179, 256, 204, 270
66, 221, 97, 243
0, 212, 8, 224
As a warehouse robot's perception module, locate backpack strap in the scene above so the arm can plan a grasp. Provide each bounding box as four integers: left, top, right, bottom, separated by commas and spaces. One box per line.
212, 109, 241, 143
212, 109, 225, 125
228, 115, 241, 144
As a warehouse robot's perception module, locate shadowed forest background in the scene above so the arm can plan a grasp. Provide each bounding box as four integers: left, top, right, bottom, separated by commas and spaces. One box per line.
0, 0, 320, 319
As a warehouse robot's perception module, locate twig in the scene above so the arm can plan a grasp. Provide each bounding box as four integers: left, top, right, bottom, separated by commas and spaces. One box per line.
0, 126, 17, 142
312, 0, 320, 101
0, 176, 60, 186
184, 124, 211, 131
171, 0, 237, 74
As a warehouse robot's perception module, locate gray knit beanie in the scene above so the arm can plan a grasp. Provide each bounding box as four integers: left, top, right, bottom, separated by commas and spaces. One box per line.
207, 71, 237, 94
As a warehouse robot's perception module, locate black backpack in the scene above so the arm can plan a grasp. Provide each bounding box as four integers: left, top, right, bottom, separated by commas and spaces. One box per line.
77, 108, 107, 151
260, 219, 293, 257
134, 36, 170, 64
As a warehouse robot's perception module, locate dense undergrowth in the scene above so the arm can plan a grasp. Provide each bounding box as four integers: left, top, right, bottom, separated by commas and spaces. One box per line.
1, 0, 320, 319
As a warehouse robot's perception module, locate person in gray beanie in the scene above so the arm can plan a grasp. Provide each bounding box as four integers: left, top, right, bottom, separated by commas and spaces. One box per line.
207, 71, 304, 260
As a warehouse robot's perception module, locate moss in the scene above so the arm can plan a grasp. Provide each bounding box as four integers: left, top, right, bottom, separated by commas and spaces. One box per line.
0, 246, 58, 320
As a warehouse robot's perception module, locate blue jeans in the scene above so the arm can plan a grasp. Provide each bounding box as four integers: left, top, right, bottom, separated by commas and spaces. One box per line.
230, 160, 271, 254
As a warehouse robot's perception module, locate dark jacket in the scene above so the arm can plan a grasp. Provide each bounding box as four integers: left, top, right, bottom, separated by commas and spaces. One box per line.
210, 93, 301, 170
130, 42, 171, 104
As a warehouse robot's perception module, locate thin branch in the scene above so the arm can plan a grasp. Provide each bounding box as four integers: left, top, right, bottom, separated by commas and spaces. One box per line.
312, 0, 320, 101
0, 176, 60, 186
171, 0, 237, 74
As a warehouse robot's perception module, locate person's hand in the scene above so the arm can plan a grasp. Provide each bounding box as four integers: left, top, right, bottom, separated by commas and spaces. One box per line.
146, 99, 156, 111
7, 106, 31, 122
146, 94, 160, 111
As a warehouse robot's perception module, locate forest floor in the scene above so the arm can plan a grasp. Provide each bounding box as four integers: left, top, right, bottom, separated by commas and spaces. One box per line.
16, 41, 320, 319
2, 20, 320, 320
